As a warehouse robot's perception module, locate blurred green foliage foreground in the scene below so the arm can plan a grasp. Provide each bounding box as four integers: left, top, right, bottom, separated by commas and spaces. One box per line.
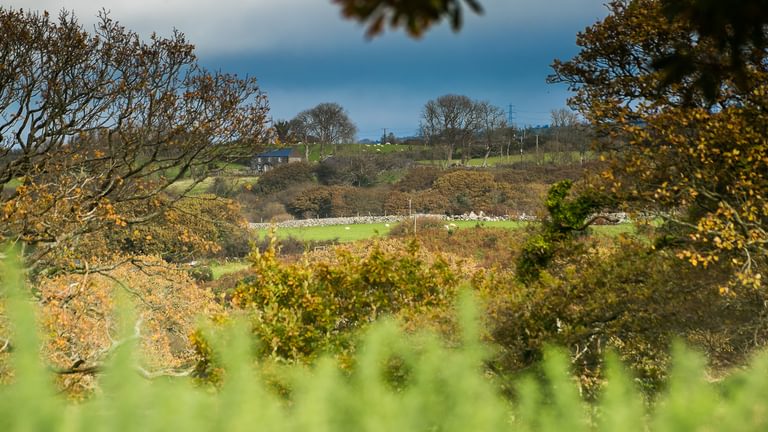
3, 252, 768, 432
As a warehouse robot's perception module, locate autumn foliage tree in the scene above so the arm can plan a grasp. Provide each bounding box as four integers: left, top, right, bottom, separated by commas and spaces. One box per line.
38, 256, 223, 394
0, 8, 270, 271
549, 0, 767, 289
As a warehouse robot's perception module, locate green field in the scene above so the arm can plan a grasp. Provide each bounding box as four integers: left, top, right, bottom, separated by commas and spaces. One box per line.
210, 260, 251, 280
253, 219, 635, 243
255, 220, 529, 243
256, 222, 394, 242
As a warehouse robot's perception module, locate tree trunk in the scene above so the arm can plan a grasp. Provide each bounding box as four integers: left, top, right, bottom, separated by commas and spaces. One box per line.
482, 144, 491, 167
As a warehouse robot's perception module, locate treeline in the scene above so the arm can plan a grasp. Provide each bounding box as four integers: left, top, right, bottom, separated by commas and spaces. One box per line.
225, 158, 595, 221
276, 97, 593, 166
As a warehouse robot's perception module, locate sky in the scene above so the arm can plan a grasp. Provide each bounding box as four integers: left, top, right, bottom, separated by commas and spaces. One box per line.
4, 0, 608, 140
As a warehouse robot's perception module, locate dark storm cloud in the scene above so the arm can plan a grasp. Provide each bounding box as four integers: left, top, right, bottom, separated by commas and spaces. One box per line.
8, 0, 608, 138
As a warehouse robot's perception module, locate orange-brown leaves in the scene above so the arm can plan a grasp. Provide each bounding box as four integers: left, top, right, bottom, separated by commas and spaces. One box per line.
551, 0, 767, 289
37, 256, 222, 394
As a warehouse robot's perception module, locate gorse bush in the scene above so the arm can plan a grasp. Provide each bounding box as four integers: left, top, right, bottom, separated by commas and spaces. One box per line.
5, 252, 768, 431
230, 237, 459, 362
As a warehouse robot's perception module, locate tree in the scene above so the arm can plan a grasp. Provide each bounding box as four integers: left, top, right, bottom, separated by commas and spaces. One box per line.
292, 103, 357, 157
549, 108, 585, 164
475, 101, 507, 167
550, 108, 580, 129
38, 256, 223, 393
0, 8, 270, 271
333, 0, 483, 38
272, 119, 296, 144
654, 0, 768, 100
421, 94, 480, 165
549, 0, 767, 290
288, 112, 316, 161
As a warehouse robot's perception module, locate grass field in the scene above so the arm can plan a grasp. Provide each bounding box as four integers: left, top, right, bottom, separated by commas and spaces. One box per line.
210, 260, 251, 280
257, 222, 394, 242
252, 219, 636, 243
213, 220, 638, 280
253, 220, 535, 243
165, 177, 217, 195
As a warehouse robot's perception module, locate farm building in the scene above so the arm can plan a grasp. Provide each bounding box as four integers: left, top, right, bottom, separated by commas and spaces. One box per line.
251, 148, 303, 172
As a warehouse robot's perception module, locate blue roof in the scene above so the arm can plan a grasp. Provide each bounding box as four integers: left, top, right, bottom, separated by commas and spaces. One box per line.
257, 148, 293, 158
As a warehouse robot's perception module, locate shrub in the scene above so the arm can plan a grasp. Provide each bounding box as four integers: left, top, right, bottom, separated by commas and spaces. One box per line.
490, 233, 768, 398
384, 190, 448, 215
207, 177, 239, 198
255, 161, 315, 194
387, 216, 446, 236
431, 170, 505, 215
251, 235, 337, 257
287, 186, 336, 218
395, 166, 441, 192
287, 186, 389, 218
333, 186, 389, 216
188, 265, 214, 282
230, 237, 459, 362
258, 202, 294, 223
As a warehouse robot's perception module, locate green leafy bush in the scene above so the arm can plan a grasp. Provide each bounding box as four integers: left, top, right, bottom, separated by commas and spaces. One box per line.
230, 237, 459, 362
516, 180, 602, 282
188, 265, 214, 282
